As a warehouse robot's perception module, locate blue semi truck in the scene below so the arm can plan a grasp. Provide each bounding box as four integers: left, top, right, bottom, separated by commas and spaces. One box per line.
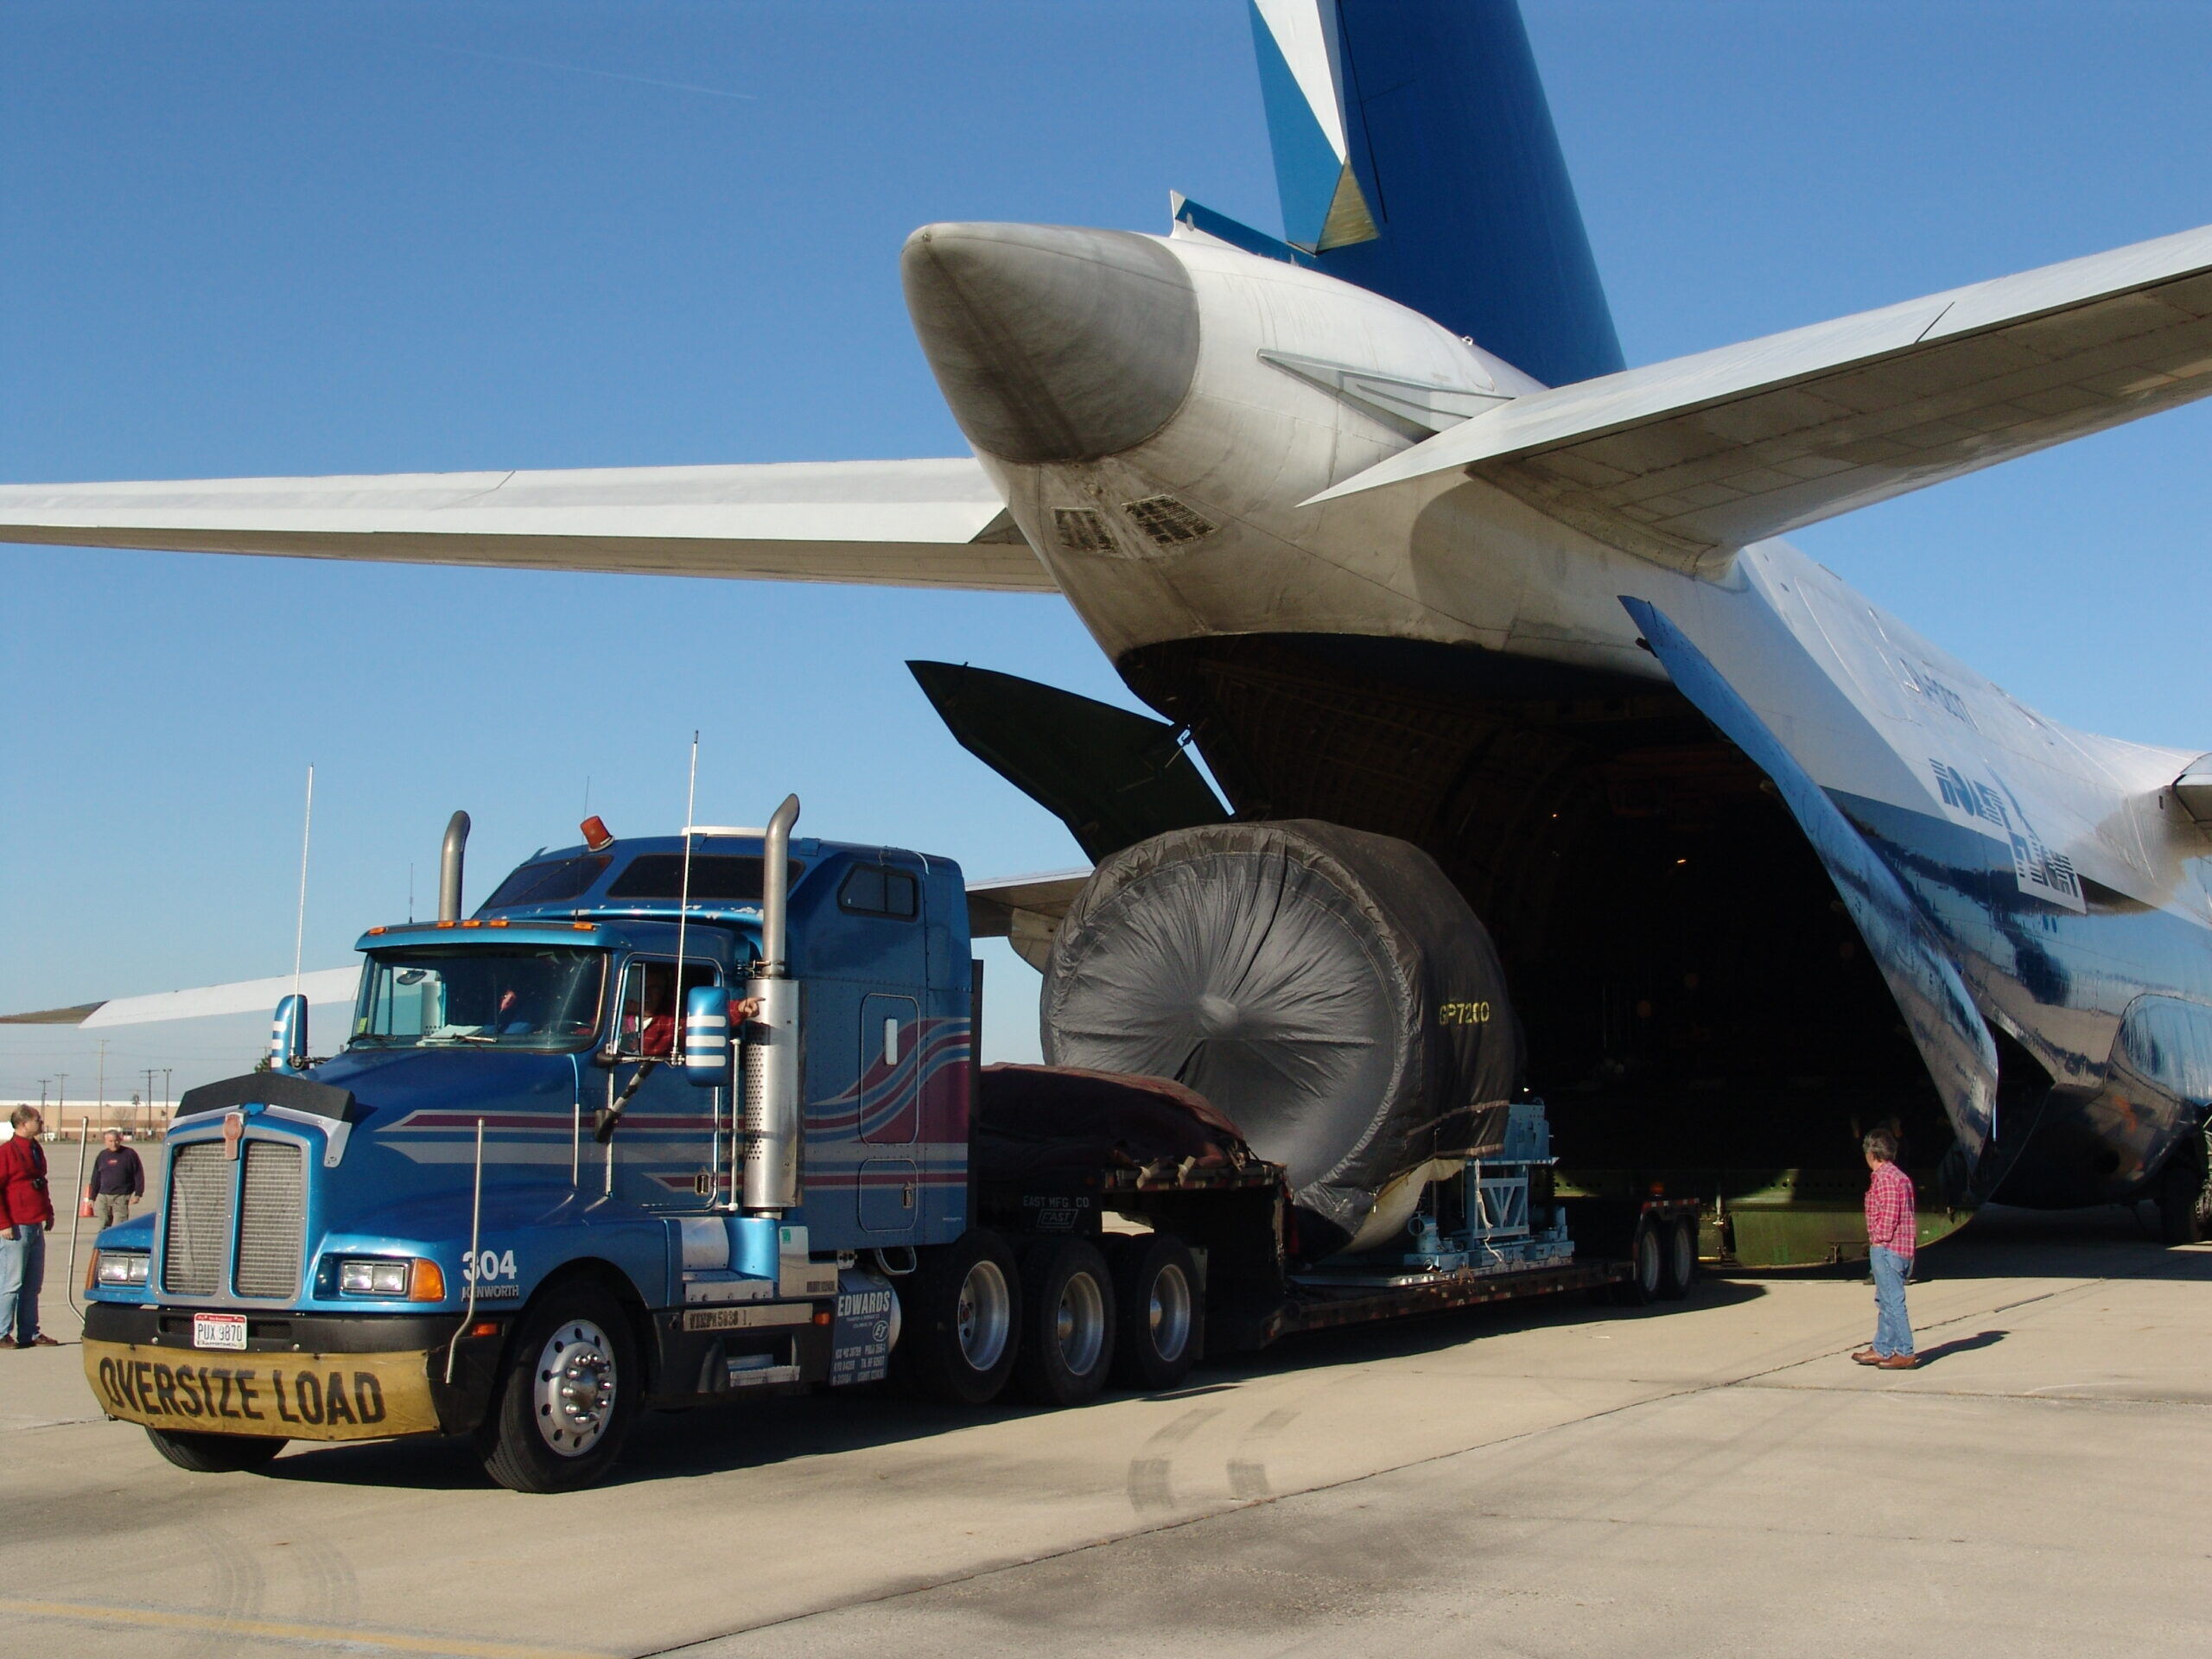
80, 800, 1694, 1491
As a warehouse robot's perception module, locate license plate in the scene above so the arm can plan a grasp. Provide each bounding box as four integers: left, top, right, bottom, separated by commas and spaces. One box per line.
192, 1313, 247, 1351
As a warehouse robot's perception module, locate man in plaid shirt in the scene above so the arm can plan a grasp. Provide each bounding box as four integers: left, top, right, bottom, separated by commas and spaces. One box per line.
1854, 1128, 1919, 1369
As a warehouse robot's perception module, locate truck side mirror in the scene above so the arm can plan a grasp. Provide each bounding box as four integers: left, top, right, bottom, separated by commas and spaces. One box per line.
682, 985, 732, 1089
270, 994, 308, 1072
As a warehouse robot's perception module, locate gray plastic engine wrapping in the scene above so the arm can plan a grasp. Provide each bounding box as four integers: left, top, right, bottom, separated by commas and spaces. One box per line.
1040, 820, 1521, 1261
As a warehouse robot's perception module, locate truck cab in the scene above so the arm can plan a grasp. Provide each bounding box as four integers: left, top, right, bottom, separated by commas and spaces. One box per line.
82, 808, 979, 1490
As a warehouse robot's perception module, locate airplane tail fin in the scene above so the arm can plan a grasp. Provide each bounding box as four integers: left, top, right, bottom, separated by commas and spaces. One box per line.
1248, 0, 1624, 387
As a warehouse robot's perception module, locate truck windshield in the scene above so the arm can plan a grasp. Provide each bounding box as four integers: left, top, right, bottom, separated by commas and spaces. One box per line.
352, 947, 606, 1050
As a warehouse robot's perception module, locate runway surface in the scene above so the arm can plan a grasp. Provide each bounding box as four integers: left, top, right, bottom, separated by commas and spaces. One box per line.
4, 1207, 2207, 1658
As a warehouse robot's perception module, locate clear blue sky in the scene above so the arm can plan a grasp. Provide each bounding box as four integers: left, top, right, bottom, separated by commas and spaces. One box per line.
6, 2, 2211, 1106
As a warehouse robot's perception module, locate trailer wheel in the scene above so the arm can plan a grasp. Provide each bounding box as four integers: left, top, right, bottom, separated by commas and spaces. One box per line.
1610, 1217, 1663, 1306
1107, 1232, 1203, 1392
1658, 1217, 1698, 1300
1013, 1238, 1116, 1407
894, 1228, 1021, 1407
143, 1428, 286, 1473
478, 1284, 639, 1493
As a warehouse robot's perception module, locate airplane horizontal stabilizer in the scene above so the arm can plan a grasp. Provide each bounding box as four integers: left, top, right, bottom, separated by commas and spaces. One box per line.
1624, 597, 1996, 1185
0, 458, 1055, 593
1315, 224, 2212, 570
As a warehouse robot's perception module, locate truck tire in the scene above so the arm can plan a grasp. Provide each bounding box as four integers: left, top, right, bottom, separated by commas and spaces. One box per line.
894, 1228, 1021, 1407
1609, 1217, 1663, 1306
478, 1284, 639, 1494
1658, 1217, 1698, 1300
1107, 1232, 1203, 1392
1012, 1238, 1116, 1408
144, 1427, 286, 1472
2154, 1153, 2208, 1245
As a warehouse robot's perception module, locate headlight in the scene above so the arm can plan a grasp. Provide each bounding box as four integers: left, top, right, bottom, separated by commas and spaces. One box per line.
93, 1251, 150, 1287
335, 1256, 445, 1300
339, 1258, 411, 1297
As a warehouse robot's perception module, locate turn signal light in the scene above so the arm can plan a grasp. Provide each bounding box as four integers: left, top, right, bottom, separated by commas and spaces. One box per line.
408, 1258, 446, 1301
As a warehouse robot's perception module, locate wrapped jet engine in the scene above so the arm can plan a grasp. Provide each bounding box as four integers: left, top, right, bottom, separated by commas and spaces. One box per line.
1041, 821, 1522, 1261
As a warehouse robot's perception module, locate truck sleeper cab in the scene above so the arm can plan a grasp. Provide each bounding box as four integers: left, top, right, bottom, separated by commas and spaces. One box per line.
82, 810, 989, 1491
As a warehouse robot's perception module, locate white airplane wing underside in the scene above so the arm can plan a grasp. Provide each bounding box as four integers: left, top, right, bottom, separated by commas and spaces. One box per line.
0, 456, 1056, 593
3, 871, 1096, 1029
0, 967, 363, 1029
1314, 223, 2212, 569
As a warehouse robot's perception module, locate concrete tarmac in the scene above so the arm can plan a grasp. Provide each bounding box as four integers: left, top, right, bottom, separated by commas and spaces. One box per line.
3, 1207, 2208, 1658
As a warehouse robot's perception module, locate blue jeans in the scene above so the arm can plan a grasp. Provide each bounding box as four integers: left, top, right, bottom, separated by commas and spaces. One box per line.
0, 1223, 44, 1345
1871, 1244, 1913, 1357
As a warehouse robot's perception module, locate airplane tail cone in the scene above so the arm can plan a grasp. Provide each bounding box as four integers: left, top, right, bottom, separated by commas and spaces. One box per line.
902, 222, 1198, 464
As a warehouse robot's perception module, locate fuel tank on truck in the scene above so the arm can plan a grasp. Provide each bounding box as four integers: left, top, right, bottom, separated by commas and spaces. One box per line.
1041, 821, 1521, 1261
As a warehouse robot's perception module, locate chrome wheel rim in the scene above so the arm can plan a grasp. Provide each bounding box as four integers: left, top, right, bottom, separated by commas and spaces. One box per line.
955, 1259, 1012, 1373
533, 1319, 617, 1457
1636, 1228, 1662, 1294
1147, 1262, 1192, 1363
1054, 1269, 1106, 1377
1669, 1224, 1695, 1285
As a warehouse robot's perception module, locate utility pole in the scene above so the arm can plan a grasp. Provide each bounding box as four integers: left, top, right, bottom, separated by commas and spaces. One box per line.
54, 1073, 67, 1119
143, 1069, 157, 1138
95, 1039, 107, 1124
162, 1068, 172, 1130
38, 1080, 48, 1109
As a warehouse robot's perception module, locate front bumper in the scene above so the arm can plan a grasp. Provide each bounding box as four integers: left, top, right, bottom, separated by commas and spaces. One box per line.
81, 1302, 509, 1441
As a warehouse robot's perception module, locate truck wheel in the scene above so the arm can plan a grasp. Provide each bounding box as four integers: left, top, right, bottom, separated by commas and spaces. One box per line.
895, 1228, 1021, 1407
1107, 1232, 1203, 1392
1610, 1217, 1663, 1306
478, 1285, 638, 1494
144, 1427, 286, 1472
1013, 1238, 1116, 1407
2154, 1154, 2207, 1245
1658, 1217, 1698, 1300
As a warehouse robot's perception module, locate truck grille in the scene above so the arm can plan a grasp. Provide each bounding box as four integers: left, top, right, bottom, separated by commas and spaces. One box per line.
159, 1136, 308, 1299
161, 1142, 234, 1296
234, 1141, 306, 1298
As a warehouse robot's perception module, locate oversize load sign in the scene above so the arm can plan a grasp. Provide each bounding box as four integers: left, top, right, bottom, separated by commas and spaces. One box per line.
83, 1340, 441, 1440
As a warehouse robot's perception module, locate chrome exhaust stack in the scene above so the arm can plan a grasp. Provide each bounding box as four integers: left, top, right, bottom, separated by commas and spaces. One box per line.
438, 810, 471, 922
743, 795, 802, 1214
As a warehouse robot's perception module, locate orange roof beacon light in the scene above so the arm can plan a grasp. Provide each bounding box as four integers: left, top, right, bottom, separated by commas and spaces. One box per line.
581, 816, 614, 853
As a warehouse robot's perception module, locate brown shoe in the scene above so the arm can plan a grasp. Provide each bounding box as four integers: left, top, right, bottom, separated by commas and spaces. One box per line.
1852, 1347, 1881, 1364
1877, 1353, 1920, 1370
26, 1335, 59, 1347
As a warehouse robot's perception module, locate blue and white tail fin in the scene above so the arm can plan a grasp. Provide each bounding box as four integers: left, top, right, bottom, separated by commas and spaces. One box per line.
1223, 0, 1624, 388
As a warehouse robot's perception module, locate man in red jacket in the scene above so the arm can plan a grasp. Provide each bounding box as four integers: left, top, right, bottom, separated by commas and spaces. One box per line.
0, 1104, 58, 1349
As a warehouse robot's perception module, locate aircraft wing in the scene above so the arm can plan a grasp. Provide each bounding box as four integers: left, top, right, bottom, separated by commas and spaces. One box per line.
1313, 223, 2212, 570
7, 866, 1093, 1029
0, 967, 362, 1029
966, 868, 1092, 973
0, 457, 1056, 593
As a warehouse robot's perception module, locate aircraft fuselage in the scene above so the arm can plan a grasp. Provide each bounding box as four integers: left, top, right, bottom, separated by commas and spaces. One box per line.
906, 221, 2212, 1219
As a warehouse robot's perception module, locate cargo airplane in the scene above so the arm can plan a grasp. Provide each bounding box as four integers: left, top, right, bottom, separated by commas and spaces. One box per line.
9, 2, 2212, 1263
